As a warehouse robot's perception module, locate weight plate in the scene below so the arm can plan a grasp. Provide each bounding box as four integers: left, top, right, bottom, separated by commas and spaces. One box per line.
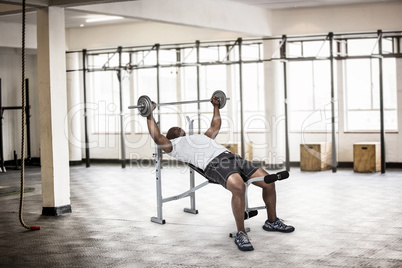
137, 95, 153, 117
212, 90, 227, 109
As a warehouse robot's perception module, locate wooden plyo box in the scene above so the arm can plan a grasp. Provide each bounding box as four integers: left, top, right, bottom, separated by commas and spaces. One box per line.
353, 142, 381, 173
222, 143, 238, 155
300, 142, 332, 171
245, 142, 253, 162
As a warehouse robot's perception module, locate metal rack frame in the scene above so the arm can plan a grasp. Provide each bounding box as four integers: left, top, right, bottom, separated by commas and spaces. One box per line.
66, 30, 402, 173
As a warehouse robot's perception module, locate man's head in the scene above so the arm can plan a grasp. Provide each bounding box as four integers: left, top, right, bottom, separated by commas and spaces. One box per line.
166, 127, 186, 140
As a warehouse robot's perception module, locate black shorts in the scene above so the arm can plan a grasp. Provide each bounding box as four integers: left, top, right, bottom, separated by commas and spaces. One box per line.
204, 152, 259, 189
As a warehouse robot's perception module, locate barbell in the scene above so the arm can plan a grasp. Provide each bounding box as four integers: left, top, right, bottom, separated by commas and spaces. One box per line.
128, 90, 229, 117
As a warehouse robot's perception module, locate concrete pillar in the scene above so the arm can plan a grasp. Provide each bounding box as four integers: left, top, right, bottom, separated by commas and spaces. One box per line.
37, 7, 71, 216
263, 40, 286, 169
396, 58, 402, 162
66, 52, 83, 165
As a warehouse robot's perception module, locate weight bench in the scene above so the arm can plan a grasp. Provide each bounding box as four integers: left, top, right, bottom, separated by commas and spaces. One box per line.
150, 117, 289, 236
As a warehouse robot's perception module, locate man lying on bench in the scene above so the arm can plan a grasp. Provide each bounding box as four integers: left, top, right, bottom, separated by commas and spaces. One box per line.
146, 96, 295, 252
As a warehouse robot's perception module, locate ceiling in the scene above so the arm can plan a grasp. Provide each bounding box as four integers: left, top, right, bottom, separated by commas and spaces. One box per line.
226, 0, 401, 9
0, 0, 401, 28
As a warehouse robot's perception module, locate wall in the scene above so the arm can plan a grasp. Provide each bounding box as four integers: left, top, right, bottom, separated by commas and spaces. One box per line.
271, 2, 402, 36
0, 22, 37, 49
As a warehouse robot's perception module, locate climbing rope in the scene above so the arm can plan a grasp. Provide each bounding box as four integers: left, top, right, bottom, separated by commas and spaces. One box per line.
19, 0, 40, 231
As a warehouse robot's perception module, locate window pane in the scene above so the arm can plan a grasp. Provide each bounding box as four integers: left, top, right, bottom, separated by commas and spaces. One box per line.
132, 68, 156, 133
288, 60, 332, 132
313, 60, 331, 109
200, 65, 226, 102
289, 61, 313, 110
347, 110, 397, 131
181, 66, 198, 113
122, 52, 130, 67
348, 39, 377, 56
293, 110, 332, 132
383, 58, 397, 109
244, 112, 267, 132
382, 38, 393, 54
288, 42, 302, 57
345, 57, 397, 131
197, 65, 227, 132
200, 46, 219, 62
159, 49, 177, 65
182, 48, 197, 63
134, 69, 157, 100
159, 67, 177, 102
242, 44, 261, 61
135, 50, 156, 66
345, 59, 372, 110
159, 67, 178, 132
303, 41, 330, 58
243, 63, 264, 111
371, 59, 380, 110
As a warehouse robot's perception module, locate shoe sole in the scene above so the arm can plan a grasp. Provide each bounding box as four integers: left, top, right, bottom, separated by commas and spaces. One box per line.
262, 225, 295, 233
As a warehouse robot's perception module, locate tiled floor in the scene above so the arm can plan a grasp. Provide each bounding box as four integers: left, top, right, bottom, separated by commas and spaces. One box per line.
1, 164, 401, 267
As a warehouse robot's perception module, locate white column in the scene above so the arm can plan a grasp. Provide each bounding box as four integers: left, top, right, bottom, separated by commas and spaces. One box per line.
263, 40, 286, 169
66, 52, 83, 164
396, 58, 402, 162
37, 7, 71, 215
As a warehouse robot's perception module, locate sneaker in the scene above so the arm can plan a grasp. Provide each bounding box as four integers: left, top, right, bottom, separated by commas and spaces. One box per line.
234, 231, 254, 251
263, 218, 295, 233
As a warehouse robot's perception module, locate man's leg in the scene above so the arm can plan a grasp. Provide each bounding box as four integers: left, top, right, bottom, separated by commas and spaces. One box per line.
226, 173, 247, 232
249, 168, 277, 222
249, 168, 295, 232
226, 173, 254, 251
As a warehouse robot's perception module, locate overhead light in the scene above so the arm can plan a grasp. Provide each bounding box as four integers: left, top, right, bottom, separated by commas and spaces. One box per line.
85, 16, 124, 23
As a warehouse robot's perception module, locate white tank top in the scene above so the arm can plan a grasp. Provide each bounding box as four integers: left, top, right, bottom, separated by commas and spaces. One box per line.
168, 134, 228, 170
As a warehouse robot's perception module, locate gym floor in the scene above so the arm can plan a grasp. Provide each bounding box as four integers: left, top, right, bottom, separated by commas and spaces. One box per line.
1, 164, 401, 267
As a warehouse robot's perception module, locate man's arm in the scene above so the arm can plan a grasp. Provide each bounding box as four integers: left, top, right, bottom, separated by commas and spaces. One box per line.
147, 102, 173, 153
204, 97, 221, 140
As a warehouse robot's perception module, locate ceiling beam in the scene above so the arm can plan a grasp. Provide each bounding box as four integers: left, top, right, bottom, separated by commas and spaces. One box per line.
48, 0, 133, 7
0, 0, 48, 7
0, 0, 130, 8
71, 0, 272, 36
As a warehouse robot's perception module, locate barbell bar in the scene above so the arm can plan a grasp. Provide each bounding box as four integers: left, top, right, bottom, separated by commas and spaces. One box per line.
128, 90, 229, 117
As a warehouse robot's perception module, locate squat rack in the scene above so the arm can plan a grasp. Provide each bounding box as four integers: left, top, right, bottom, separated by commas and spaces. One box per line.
0, 78, 32, 172
66, 29, 402, 173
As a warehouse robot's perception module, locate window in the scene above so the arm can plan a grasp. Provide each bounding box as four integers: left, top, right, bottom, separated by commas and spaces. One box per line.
197, 65, 228, 132
87, 42, 266, 136
90, 52, 131, 134
241, 44, 265, 132
179, 65, 198, 130
159, 66, 180, 132
344, 58, 397, 131
242, 62, 265, 131
288, 40, 330, 58
347, 39, 378, 56
288, 60, 332, 132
